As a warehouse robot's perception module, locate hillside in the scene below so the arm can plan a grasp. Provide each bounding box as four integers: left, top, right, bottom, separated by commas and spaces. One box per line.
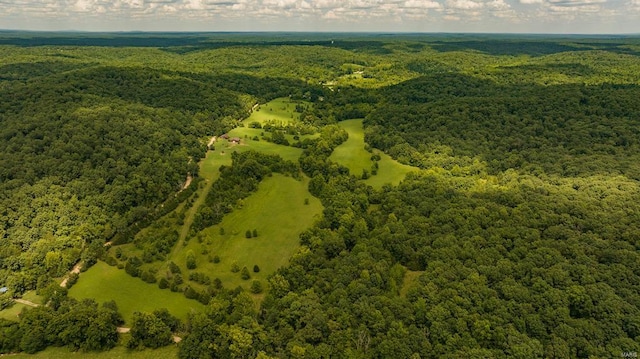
1, 33, 640, 358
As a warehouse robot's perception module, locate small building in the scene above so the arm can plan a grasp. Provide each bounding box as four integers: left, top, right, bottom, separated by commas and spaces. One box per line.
231, 137, 241, 143
0, 287, 8, 294
220, 134, 230, 140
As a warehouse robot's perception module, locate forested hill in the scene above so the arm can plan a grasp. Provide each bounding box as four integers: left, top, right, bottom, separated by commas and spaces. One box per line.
1, 34, 640, 358
0, 57, 317, 294
365, 73, 640, 178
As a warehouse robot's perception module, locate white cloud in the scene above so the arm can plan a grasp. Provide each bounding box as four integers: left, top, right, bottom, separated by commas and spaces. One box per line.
404, 0, 442, 9
0, 0, 634, 32
446, 0, 483, 9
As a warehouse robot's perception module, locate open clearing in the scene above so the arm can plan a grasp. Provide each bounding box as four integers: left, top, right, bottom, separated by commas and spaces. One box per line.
0, 302, 28, 321
331, 119, 418, 188
9, 345, 178, 359
329, 119, 374, 178
245, 97, 311, 126
172, 173, 322, 291
68, 261, 204, 324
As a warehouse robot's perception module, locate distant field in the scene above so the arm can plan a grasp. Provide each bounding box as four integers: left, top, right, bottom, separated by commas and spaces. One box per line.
9, 345, 178, 359
331, 119, 418, 188
218, 133, 304, 163
68, 261, 204, 324
171, 174, 322, 291
363, 150, 417, 188
329, 119, 374, 178
246, 97, 310, 126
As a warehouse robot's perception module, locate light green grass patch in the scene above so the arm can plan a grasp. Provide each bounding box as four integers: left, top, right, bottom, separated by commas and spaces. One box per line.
173, 174, 322, 291
363, 150, 418, 188
245, 97, 311, 126
9, 345, 178, 359
21, 290, 44, 305
69, 261, 204, 324
329, 119, 374, 178
331, 119, 418, 188
0, 302, 28, 321
216, 134, 304, 164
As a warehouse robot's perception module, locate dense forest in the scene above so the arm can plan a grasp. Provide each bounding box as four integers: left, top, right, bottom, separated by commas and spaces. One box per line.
1, 33, 640, 358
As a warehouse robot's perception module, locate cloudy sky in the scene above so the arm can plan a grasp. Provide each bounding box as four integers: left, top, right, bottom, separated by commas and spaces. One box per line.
1, 0, 638, 33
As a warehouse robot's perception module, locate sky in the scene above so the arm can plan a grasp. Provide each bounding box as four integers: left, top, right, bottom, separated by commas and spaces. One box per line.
0, 0, 638, 34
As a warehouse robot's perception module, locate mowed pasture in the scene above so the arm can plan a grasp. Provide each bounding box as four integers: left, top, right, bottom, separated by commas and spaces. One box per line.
247, 97, 311, 126
172, 174, 322, 292
68, 261, 204, 324
9, 345, 178, 359
329, 119, 374, 178
363, 150, 417, 188
331, 119, 418, 188
0, 302, 28, 321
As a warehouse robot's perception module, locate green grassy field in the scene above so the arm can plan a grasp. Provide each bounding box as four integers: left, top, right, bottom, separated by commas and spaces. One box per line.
245, 97, 310, 126
217, 134, 304, 163
331, 119, 418, 188
171, 174, 322, 292
363, 150, 418, 188
9, 345, 178, 359
329, 119, 374, 178
0, 302, 28, 321
68, 261, 204, 324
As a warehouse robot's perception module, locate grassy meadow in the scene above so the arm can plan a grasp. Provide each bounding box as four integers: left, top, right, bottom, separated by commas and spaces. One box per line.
68, 261, 204, 324
8, 345, 178, 359
0, 302, 28, 321
247, 97, 310, 126
171, 174, 322, 292
329, 119, 374, 178
331, 119, 418, 188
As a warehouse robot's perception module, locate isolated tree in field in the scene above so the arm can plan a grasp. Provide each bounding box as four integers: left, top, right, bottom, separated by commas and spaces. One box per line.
251, 280, 263, 294
241, 267, 251, 280
231, 262, 240, 273
252, 229, 258, 237
169, 261, 181, 274
158, 277, 169, 289
245, 230, 252, 238
253, 265, 260, 273
186, 250, 197, 270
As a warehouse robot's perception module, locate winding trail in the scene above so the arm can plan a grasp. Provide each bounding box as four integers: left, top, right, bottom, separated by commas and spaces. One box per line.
60, 262, 83, 288
116, 327, 181, 342
14, 298, 39, 307
182, 174, 193, 191
207, 136, 217, 148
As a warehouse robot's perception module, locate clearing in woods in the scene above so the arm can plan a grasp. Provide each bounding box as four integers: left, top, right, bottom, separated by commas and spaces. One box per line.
8, 345, 178, 359
330, 119, 418, 188
171, 173, 322, 292
68, 261, 204, 324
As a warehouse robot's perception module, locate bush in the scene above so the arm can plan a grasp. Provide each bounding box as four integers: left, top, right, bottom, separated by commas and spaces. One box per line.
252, 229, 258, 237
104, 256, 117, 266
231, 262, 240, 273
169, 261, 181, 275
186, 250, 197, 270
241, 267, 251, 280
158, 277, 169, 289
65, 272, 79, 289
245, 230, 252, 238
250, 280, 263, 294
253, 265, 260, 273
